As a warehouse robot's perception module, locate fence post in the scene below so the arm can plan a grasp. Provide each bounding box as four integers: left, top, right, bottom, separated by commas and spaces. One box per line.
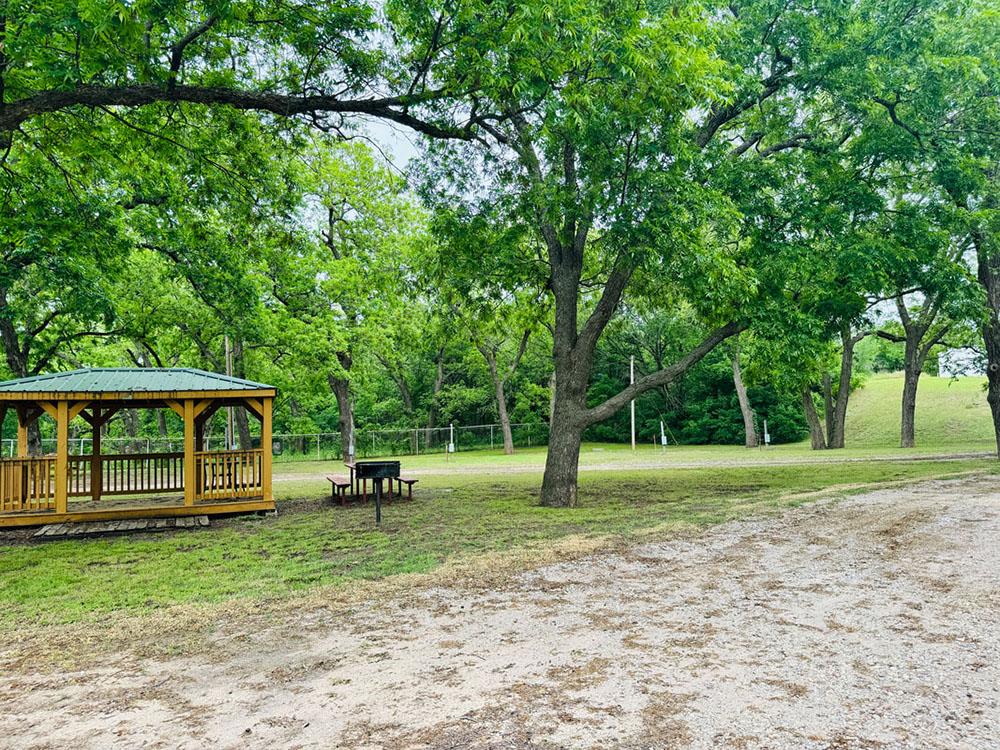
316, 433, 320, 460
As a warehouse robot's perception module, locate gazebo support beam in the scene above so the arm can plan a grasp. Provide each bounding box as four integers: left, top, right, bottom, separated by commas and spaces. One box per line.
262, 397, 273, 502
55, 401, 69, 514
90, 406, 102, 504
183, 399, 196, 506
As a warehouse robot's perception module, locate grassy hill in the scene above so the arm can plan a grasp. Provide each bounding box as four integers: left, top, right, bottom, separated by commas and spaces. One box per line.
845, 372, 995, 450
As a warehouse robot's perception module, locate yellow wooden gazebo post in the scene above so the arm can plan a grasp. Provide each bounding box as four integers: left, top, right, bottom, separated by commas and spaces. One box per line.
261, 396, 273, 503
90, 406, 102, 504
55, 401, 69, 515
183, 399, 196, 506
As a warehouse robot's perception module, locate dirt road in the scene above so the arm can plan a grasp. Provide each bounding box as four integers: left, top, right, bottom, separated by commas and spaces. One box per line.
3, 477, 998, 748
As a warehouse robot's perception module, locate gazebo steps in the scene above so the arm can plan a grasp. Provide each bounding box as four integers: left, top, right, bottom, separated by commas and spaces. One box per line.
34, 515, 210, 539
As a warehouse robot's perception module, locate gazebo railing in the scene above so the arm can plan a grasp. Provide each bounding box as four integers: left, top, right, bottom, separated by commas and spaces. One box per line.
195, 449, 264, 501
0, 457, 57, 512
67, 453, 185, 496
0, 448, 264, 515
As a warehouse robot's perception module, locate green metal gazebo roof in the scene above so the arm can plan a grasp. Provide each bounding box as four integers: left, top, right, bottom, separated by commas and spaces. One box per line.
0, 368, 274, 395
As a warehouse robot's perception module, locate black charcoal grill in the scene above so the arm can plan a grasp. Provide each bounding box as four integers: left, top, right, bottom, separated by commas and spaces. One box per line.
354, 461, 400, 524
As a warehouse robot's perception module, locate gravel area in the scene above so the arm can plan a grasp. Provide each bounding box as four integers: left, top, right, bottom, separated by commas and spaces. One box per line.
3, 476, 998, 748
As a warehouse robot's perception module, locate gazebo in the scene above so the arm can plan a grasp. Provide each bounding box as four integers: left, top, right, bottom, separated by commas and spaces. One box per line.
0, 368, 275, 527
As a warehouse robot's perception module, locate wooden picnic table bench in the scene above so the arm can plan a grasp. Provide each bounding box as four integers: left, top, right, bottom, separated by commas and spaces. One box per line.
326, 475, 352, 505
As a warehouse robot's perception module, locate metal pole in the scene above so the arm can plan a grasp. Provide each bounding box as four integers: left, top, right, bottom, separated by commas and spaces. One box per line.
630, 355, 636, 451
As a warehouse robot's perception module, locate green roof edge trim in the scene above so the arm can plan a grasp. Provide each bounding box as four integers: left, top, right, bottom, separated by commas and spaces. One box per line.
0, 368, 275, 393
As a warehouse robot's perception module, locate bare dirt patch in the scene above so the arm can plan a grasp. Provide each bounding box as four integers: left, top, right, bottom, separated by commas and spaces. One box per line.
2, 477, 999, 749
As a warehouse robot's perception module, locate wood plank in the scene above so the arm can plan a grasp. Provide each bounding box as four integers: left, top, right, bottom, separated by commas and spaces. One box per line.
243, 397, 263, 420
37, 401, 58, 420
67, 401, 91, 422
183, 400, 195, 506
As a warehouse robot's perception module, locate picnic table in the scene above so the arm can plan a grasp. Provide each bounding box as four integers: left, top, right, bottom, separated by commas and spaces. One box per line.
327, 459, 418, 505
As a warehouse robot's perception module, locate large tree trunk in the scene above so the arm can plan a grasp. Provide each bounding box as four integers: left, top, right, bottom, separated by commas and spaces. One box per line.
492, 369, 515, 455
540, 381, 586, 507
975, 227, 1000, 457
826, 328, 865, 450
289, 398, 306, 453
425, 347, 445, 449
900, 339, 921, 449
329, 352, 355, 460
539, 243, 592, 507
548, 371, 557, 423
232, 339, 253, 449
234, 408, 253, 450
731, 345, 757, 448
801, 387, 827, 450
122, 408, 142, 453
330, 376, 355, 460
481, 348, 515, 455
821, 373, 835, 447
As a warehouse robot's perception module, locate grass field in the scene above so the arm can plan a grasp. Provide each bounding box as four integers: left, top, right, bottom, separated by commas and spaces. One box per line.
0, 371, 997, 632
845, 372, 994, 448
2, 457, 996, 629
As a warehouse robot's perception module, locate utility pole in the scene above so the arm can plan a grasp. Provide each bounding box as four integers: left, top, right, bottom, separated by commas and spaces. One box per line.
630, 356, 636, 451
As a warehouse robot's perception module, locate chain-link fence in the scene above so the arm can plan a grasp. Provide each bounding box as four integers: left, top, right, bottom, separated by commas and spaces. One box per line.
270, 423, 550, 462
2, 422, 551, 462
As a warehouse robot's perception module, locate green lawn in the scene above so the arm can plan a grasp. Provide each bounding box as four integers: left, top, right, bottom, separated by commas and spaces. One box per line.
1, 370, 996, 632
1, 457, 994, 629
274, 372, 996, 500
845, 372, 994, 449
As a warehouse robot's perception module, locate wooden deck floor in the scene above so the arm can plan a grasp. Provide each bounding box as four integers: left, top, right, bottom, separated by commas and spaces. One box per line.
34, 515, 211, 539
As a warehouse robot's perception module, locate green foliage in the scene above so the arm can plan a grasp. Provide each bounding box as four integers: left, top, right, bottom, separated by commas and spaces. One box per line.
1, 0, 996, 461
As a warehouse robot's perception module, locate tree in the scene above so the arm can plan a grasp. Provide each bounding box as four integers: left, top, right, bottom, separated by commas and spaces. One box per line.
411, 0, 867, 505
847, 0, 998, 451
876, 294, 977, 448
427, 208, 549, 455
264, 139, 428, 457
730, 338, 758, 448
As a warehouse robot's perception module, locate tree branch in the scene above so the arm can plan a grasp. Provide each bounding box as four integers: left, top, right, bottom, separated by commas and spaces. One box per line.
575, 260, 633, 359
584, 321, 745, 426
875, 329, 906, 344
168, 16, 218, 88
503, 328, 531, 385
1, 84, 465, 140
